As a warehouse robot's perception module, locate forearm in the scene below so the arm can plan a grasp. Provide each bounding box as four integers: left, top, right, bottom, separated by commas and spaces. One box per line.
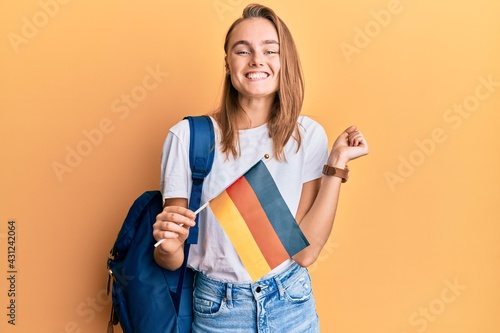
154, 243, 185, 270
293, 157, 347, 267
153, 198, 193, 270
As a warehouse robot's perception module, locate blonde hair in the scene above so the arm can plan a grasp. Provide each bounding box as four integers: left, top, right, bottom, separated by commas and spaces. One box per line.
213, 3, 304, 160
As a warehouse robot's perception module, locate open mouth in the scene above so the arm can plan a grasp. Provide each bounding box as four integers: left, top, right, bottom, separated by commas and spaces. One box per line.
245, 72, 269, 80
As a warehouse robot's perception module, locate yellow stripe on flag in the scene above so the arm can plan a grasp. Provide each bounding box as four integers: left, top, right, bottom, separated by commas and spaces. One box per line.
210, 190, 271, 281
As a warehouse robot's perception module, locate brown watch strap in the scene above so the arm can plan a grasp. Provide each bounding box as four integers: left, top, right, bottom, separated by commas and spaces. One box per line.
322, 164, 349, 183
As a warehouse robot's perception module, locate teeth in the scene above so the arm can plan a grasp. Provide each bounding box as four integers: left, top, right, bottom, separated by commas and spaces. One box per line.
246, 72, 268, 79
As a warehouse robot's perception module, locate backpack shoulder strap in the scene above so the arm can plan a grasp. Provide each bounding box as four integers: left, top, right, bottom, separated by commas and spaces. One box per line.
183, 115, 215, 244
172, 115, 214, 311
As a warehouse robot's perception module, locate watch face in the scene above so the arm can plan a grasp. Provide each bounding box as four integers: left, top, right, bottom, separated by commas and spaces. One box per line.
323, 165, 348, 182
323, 165, 334, 175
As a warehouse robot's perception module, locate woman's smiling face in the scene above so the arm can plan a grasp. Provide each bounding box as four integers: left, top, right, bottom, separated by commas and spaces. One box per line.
225, 18, 281, 102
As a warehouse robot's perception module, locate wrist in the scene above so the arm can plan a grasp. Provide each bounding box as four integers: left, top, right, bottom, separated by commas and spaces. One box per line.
154, 244, 184, 270
155, 241, 182, 256
322, 164, 349, 183
327, 150, 349, 168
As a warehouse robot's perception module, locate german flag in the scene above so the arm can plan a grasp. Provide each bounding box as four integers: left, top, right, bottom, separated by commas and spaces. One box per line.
210, 160, 309, 281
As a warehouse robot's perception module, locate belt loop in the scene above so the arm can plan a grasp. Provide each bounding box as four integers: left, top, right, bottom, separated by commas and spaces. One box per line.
225, 283, 233, 308
274, 275, 285, 300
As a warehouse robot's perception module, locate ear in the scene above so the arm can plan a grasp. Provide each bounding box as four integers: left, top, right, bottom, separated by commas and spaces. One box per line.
224, 56, 230, 74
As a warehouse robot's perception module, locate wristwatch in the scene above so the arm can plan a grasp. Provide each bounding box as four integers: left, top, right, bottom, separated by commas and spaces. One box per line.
322, 164, 349, 183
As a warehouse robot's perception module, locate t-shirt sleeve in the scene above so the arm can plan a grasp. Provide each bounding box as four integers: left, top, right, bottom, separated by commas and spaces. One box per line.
301, 117, 329, 183
160, 120, 191, 200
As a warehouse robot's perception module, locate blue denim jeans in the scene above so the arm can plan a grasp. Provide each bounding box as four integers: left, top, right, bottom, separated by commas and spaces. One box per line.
192, 262, 320, 332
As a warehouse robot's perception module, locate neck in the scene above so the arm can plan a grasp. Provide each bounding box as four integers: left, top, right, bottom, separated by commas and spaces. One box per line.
236, 94, 275, 129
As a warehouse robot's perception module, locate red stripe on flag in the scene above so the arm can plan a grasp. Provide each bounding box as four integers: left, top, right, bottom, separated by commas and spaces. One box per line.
226, 176, 290, 269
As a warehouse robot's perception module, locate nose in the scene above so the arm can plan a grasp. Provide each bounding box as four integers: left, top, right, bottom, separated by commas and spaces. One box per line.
250, 53, 264, 67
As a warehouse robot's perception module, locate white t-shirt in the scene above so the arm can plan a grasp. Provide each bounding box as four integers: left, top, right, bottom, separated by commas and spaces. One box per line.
160, 115, 329, 282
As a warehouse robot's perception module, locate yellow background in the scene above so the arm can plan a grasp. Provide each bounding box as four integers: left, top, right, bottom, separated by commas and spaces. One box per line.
1, 0, 499, 332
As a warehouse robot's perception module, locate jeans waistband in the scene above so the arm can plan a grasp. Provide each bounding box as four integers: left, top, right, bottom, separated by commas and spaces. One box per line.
194, 261, 306, 302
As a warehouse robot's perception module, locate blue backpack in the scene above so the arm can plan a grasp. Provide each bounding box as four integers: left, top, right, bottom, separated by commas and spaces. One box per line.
107, 116, 215, 333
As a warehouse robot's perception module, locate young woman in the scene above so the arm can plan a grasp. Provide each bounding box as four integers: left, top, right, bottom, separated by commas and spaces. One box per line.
153, 4, 368, 332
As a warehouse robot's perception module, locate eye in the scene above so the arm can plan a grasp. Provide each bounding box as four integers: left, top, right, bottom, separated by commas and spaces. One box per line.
265, 50, 279, 55
236, 50, 250, 55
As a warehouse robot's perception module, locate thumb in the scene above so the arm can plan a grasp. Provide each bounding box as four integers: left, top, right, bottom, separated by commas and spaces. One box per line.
343, 125, 357, 135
